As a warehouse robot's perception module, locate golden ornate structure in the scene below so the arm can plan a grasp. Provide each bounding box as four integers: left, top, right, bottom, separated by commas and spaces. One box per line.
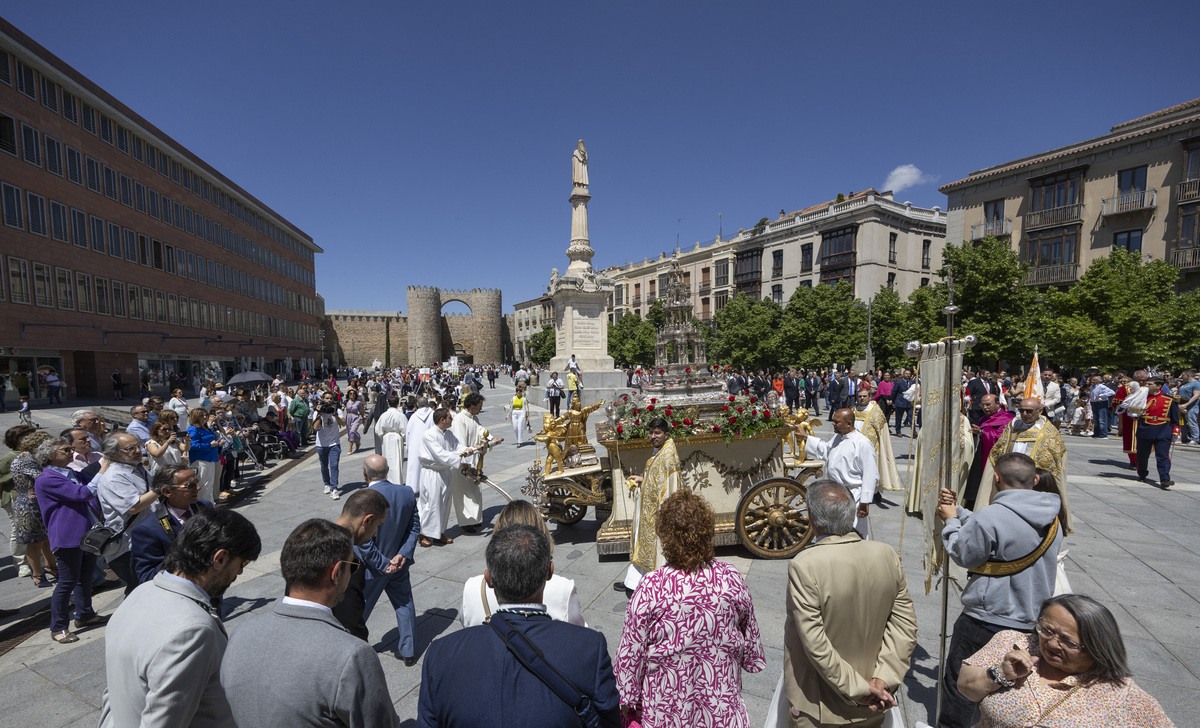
533, 413, 570, 476
564, 397, 604, 453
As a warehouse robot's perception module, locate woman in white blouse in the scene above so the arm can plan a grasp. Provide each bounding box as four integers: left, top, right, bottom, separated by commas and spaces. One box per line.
461, 499, 586, 627
167, 388, 190, 419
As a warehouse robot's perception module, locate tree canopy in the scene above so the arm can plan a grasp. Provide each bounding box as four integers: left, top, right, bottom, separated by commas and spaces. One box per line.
528, 324, 556, 366
608, 312, 656, 367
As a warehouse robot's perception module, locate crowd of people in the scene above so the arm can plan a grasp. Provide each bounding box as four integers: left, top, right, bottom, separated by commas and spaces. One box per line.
0, 357, 1187, 727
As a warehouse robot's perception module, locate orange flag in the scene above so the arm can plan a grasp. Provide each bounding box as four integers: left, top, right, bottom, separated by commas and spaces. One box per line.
1022, 347, 1044, 401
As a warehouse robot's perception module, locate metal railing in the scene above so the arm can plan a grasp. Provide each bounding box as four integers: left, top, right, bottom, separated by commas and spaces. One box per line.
1177, 179, 1200, 204
771, 267, 783, 279
970, 218, 1012, 240
745, 192, 946, 237
631, 296, 641, 306
821, 251, 856, 269
1023, 203, 1083, 230
1025, 263, 1080, 286
1101, 189, 1156, 215
1172, 247, 1200, 270
698, 284, 711, 295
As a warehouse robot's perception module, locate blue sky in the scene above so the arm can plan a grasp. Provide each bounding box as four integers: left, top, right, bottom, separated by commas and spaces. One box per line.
6, 2, 1195, 314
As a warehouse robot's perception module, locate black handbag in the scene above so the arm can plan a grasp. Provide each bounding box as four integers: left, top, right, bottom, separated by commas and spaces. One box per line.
488, 613, 601, 728
80, 500, 134, 558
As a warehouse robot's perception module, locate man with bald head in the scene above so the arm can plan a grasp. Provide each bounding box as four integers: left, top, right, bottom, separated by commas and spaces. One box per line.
804, 408, 879, 538
973, 398, 1071, 525
357, 454, 421, 665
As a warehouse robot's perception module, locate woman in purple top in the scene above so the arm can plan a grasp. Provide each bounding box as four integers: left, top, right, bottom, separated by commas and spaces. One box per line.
33, 436, 107, 643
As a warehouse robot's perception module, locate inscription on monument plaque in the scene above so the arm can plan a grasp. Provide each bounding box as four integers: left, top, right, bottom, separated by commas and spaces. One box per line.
572, 305, 602, 349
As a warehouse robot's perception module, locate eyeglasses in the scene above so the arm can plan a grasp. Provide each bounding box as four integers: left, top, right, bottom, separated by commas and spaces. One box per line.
240, 558, 253, 570
173, 480, 201, 490
1018, 408, 1039, 414
1034, 620, 1085, 652
338, 559, 361, 575
117, 444, 141, 452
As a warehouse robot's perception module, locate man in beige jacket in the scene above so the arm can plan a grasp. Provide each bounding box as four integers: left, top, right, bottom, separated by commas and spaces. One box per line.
784, 480, 918, 727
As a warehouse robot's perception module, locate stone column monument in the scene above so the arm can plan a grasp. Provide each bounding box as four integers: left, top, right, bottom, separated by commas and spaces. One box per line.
549, 141, 625, 404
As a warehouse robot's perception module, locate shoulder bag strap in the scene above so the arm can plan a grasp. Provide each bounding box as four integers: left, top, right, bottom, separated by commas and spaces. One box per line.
480, 578, 492, 619
968, 517, 1059, 577
487, 613, 599, 728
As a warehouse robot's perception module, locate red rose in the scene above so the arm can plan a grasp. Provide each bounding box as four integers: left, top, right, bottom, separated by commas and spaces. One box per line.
616, 425, 623, 434
673, 421, 680, 428
634, 419, 641, 425
658, 369, 665, 375
729, 417, 737, 423
650, 398, 657, 404
632, 408, 639, 414
713, 425, 721, 432
685, 367, 691, 373
729, 396, 735, 402
737, 406, 743, 413
683, 418, 692, 425
721, 405, 729, 412
750, 396, 757, 404
647, 404, 655, 411
763, 410, 771, 419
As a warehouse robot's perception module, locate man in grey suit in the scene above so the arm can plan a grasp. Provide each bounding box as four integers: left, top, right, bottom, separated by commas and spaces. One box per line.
222, 519, 399, 728
99, 508, 262, 728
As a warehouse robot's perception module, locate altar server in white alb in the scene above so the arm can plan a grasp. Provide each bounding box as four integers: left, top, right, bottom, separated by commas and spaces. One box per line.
374, 394, 407, 484
417, 408, 477, 547
405, 397, 434, 493
804, 407, 879, 539
450, 393, 500, 534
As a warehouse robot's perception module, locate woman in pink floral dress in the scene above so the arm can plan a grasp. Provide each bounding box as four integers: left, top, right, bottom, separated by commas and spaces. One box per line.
616, 488, 765, 728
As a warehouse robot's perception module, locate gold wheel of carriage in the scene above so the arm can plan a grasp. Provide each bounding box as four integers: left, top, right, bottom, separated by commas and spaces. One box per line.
546, 484, 587, 525
735, 477, 812, 559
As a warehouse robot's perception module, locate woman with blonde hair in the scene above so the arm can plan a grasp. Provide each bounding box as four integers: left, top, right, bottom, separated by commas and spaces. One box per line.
459, 499, 584, 627
9, 429, 57, 588
506, 383, 530, 447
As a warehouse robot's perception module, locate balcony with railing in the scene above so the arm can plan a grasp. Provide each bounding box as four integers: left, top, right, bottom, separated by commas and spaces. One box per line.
771, 266, 783, 279
1101, 189, 1156, 216
1023, 204, 1083, 230
1172, 247, 1200, 270
970, 218, 1012, 240
698, 284, 711, 295
1178, 178, 1200, 204
1025, 263, 1080, 286
646, 293, 656, 303
630, 295, 642, 306
821, 251, 856, 270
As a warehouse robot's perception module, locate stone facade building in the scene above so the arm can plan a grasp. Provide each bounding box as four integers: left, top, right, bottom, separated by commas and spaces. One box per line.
326, 286, 504, 368
507, 294, 553, 364
940, 97, 1200, 291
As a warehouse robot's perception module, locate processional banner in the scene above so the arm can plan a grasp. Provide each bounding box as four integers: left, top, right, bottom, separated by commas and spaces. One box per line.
912, 339, 970, 594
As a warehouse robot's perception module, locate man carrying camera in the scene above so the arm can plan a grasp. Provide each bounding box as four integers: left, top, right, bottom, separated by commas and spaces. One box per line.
312, 391, 346, 500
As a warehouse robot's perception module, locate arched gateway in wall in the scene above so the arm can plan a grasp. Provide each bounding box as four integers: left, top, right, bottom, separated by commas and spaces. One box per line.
406, 286, 502, 365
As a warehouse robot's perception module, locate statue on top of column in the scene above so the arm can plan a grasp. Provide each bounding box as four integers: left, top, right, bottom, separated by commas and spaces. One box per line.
572, 140, 589, 188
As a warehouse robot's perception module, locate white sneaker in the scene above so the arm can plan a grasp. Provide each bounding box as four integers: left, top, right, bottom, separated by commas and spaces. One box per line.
323, 485, 331, 494
330, 489, 340, 500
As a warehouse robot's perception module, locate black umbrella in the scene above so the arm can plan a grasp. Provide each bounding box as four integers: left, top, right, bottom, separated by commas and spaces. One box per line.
225, 371, 273, 386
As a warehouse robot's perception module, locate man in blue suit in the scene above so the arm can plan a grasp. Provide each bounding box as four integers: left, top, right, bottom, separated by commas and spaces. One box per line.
129, 464, 212, 585
418, 524, 621, 728
357, 454, 421, 666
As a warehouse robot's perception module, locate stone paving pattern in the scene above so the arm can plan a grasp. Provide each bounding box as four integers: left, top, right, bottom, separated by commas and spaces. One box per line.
0, 382, 1196, 727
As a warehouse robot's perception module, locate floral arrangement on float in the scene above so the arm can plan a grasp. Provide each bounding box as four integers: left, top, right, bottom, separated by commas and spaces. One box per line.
611, 392, 779, 445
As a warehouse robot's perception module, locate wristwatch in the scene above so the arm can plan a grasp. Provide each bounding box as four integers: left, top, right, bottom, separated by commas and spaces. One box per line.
987, 664, 1015, 689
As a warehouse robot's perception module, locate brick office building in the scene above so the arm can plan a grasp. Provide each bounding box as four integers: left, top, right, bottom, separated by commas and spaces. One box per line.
0, 18, 322, 400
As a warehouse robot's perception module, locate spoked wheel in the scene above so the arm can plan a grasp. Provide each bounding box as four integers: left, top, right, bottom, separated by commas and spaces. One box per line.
546, 484, 586, 525
735, 477, 812, 559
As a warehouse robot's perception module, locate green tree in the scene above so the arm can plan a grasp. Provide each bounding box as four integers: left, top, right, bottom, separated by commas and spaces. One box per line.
867, 286, 907, 372
528, 324, 556, 366
645, 298, 665, 330
1045, 248, 1186, 370
707, 293, 782, 369
608, 313, 656, 367
753, 217, 770, 235
775, 281, 867, 368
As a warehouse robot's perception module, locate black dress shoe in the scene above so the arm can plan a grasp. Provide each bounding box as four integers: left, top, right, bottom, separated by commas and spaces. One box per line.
401, 654, 418, 667
462, 525, 478, 534
1161, 480, 1174, 489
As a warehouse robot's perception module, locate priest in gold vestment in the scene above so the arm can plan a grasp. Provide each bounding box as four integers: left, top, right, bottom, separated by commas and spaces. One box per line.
621, 418, 681, 592
853, 389, 903, 492
975, 397, 1073, 531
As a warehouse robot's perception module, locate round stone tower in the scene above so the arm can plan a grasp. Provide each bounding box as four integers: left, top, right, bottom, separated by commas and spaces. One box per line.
406, 286, 442, 366
467, 287, 503, 364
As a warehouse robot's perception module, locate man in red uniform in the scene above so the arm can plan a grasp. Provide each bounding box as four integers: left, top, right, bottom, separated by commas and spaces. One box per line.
1136, 377, 1179, 489
1112, 369, 1149, 466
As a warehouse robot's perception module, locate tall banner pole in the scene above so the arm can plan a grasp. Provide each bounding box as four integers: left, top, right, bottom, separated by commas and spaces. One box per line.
934, 274, 958, 728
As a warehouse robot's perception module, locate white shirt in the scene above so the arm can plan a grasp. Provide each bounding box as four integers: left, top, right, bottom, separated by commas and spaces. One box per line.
280, 596, 333, 616
804, 429, 879, 503
312, 408, 345, 448
461, 574, 586, 628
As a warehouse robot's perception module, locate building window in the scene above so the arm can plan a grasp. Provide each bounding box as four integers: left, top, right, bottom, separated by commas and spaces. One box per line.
7, 257, 30, 303
138, 234, 150, 267
922, 239, 931, 269
920, 277, 929, 287
2, 183, 23, 229
984, 198, 1005, 223
49, 200, 67, 242
165, 244, 175, 274
148, 189, 159, 218
39, 76, 58, 112
70, 208, 87, 248
86, 157, 101, 192
124, 229, 137, 262
152, 239, 164, 270
111, 281, 125, 316
119, 174, 133, 207
1023, 225, 1079, 267
176, 248, 186, 276
61, 91, 78, 123
0, 49, 9, 85
0, 114, 14, 155
65, 146, 82, 183
820, 226, 857, 268
179, 294, 190, 326
1113, 230, 1142, 253
168, 293, 178, 324
187, 252, 197, 280
735, 249, 762, 284
116, 126, 129, 154
715, 290, 728, 311
715, 259, 729, 287
75, 272, 92, 313
800, 279, 813, 288
155, 290, 167, 323
32, 262, 53, 306
90, 216, 105, 253
103, 166, 118, 200
888, 232, 897, 264
107, 222, 121, 257
81, 103, 96, 134
887, 272, 896, 289
1117, 166, 1147, 195
771, 284, 783, 304
26, 192, 46, 236
772, 250, 783, 278
56, 268, 73, 309
99, 115, 114, 144
1030, 169, 1082, 211
1181, 204, 1198, 248
134, 182, 146, 212
44, 136, 62, 175
15, 60, 35, 99
94, 277, 109, 315
21, 124, 41, 166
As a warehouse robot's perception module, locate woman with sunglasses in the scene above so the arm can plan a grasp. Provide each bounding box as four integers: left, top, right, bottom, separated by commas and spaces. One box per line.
959, 593, 1174, 727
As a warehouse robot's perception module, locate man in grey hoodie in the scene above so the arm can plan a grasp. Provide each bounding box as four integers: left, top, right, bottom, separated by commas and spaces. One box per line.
934, 451, 1062, 728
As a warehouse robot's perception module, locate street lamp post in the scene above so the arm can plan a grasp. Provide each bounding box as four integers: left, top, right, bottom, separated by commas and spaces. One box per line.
318, 330, 325, 377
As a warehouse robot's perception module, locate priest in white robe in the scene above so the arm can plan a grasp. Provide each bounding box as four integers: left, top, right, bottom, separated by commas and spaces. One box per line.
853, 388, 903, 492
449, 393, 498, 533
374, 393, 407, 485
405, 398, 434, 494
418, 408, 474, 546
804, 408, 879, 539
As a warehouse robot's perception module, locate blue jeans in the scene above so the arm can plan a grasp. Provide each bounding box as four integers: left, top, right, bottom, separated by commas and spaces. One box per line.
317, 443, 341, 488
50, 546, 97, 632
1091, 402, 1110, 437
362, 570, 415, 658
565, 390, 575, 411
1187, 406, 1199, 443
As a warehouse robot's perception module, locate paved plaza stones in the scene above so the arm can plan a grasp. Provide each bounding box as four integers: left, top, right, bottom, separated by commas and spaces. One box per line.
0, 382, 1197, 727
